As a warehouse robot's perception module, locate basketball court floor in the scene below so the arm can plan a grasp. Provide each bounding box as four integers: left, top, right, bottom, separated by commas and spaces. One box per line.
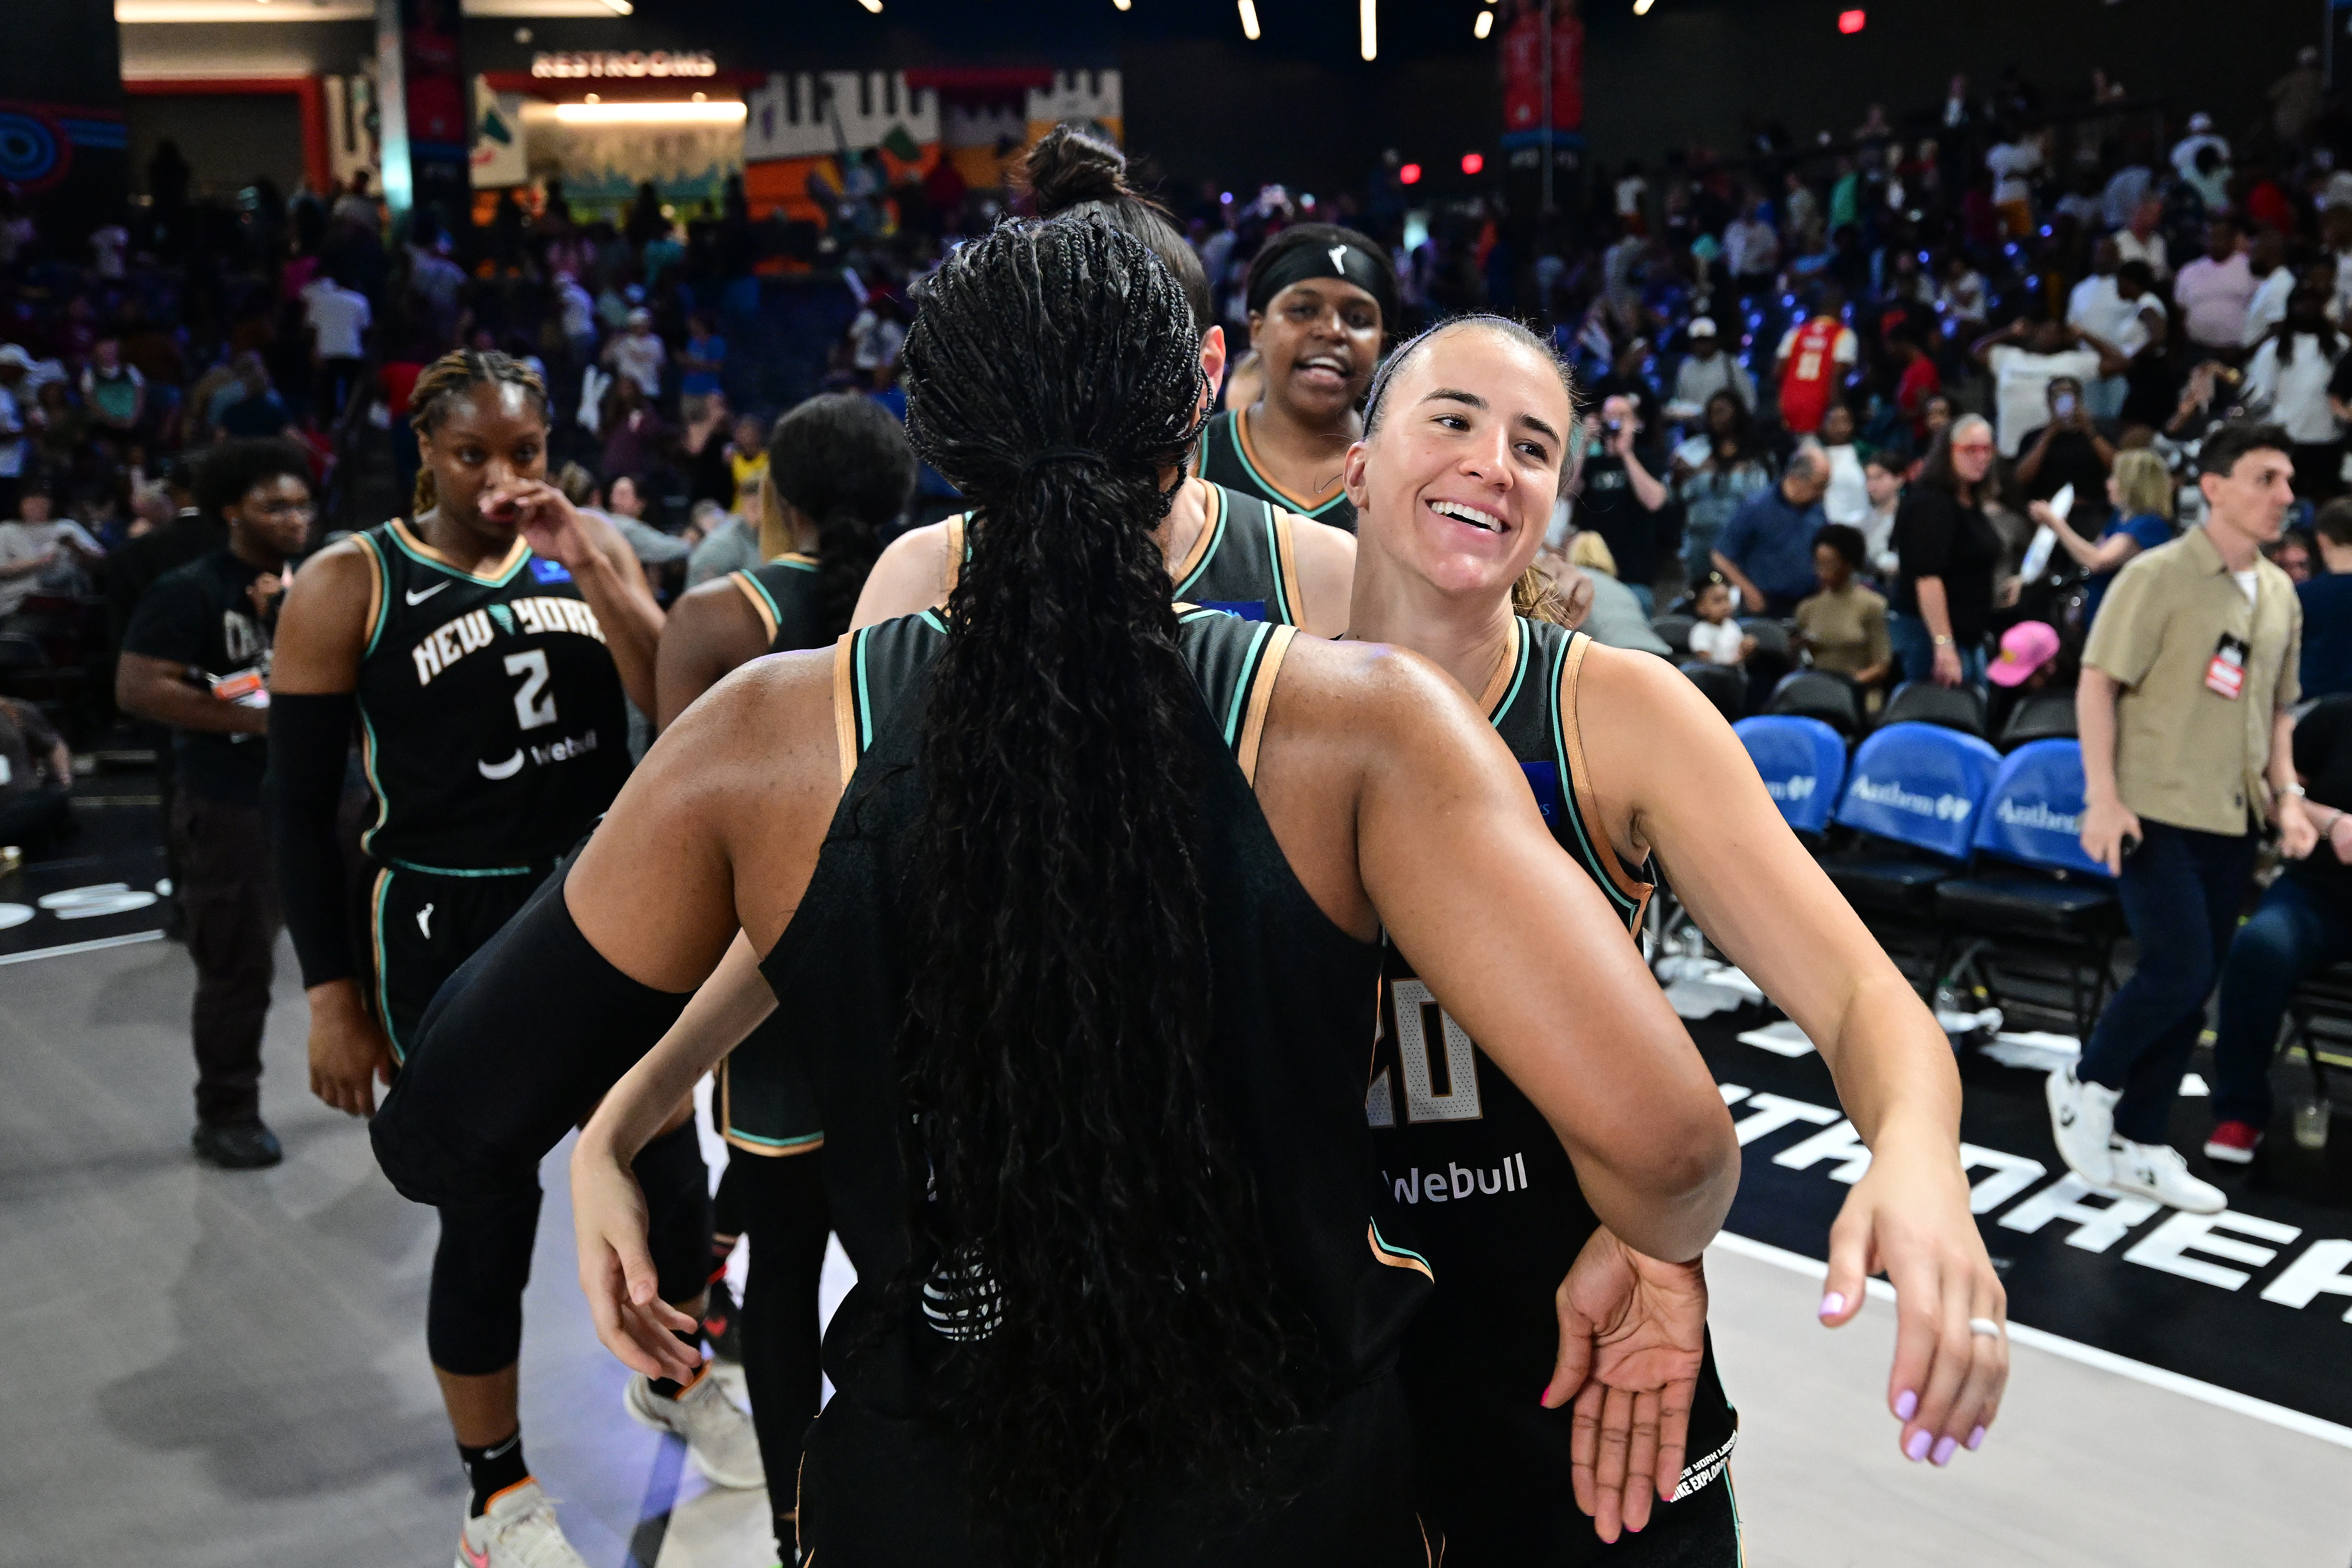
5, 797, 2351, 1567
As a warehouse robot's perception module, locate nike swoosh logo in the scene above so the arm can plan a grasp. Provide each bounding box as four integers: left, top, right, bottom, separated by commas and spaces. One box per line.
406, 582, 450, 605
477, 750, 525, 780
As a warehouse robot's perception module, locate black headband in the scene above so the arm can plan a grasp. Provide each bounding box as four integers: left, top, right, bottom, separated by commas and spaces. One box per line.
1248, 237, 1395, 327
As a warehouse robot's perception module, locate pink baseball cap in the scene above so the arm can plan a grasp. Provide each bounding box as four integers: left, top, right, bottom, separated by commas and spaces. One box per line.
1987, 620, 2060, 687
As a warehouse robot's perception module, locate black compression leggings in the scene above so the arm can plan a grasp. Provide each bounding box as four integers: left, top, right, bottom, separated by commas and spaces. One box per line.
427, 1120, 712, 1376
735, 1150, 832, 1514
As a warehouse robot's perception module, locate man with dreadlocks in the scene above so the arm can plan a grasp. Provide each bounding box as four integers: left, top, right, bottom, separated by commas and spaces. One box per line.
376, 219, 1738, 1565
264, 349, 757, 1567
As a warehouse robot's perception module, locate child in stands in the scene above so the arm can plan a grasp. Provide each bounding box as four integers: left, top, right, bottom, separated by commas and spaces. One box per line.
1688, 571, 1755, 665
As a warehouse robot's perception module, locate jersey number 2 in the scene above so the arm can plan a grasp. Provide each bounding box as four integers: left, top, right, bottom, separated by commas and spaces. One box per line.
1367, 978, 1483, 1127
505, 650, 558, 731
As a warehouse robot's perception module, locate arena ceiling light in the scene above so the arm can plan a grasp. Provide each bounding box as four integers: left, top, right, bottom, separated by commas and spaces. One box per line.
1360, 0, 1377, 59
551, 100, 747, 124
1474, 9, 1493, 38
1238, 0, 1260, 40
1632, 0, 1655, 13
855, 0, 882, 12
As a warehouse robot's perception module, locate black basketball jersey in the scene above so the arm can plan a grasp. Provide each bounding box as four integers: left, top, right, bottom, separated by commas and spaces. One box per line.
942, 480, 1327, 626
350, 520, 631, 873
1199, 407, 1359, 534
751, 606, 1428, 1416
1364, 618, 1735, 1562
728, 551, 831, 654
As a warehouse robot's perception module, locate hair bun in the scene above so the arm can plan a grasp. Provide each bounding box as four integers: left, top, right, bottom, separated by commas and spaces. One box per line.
1022, 124, 1131, 216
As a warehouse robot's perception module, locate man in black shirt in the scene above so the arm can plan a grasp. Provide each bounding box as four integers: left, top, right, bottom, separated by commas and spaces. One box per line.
1574, 393, 1674, 611
2012, 375, 2116, 526
117, 439, 313, 1169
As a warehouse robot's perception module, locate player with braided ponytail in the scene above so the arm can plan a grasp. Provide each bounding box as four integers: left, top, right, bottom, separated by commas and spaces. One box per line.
385, 214, 1739, 1566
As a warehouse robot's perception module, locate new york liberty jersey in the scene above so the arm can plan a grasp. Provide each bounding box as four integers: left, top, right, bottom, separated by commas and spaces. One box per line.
943, 480, 1329, 626
351, 519, 630, 873
1365, 619, 1738, 1562
1199, 406, 1359, 533
729, 552, 830, 653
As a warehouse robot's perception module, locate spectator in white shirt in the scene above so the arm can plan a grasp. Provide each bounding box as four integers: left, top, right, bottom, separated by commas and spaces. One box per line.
2174, 217, 2258, 357
2248, 288, 2345, 498
1937, 254, 1989, 342
2069, 239, 2167, 421
2113, 195, 2171, 281
2170, 112, 2230, 182
2100, 159, 2155, 231
1818, 404, 1872, 526
1972, 317, 2114, 457
2240, 228, 2295, 348
603, 307, 667, 401
1665, 317, 1756, 420
300, 270, 372, 421
1724, 196, 1780, 294
1986, 129, 2042, 236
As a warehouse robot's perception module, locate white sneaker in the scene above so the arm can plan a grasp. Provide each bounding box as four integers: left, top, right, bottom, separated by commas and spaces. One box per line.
2105, 1138, 2226, 1214
2046, 1066, 2120, 1186
624, 1370, 766, 1490
455, 1480, 591, 1568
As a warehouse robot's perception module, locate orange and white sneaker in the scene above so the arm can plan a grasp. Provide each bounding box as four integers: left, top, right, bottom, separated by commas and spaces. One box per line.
454, 1480, 592, 1568
624, 1369, 765, 1489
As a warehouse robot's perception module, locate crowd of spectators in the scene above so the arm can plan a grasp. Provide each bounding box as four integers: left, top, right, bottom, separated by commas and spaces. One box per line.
0, 46, 2346, 813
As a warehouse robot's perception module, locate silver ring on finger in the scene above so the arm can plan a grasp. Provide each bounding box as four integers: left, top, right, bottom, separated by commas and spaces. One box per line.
1968, 1317, 2005, 1339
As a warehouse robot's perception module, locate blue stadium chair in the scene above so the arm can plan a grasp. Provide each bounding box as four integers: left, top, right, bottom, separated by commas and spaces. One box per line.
1930, 739, 2120, 1040
1766, 668, 1863, 736
1679, 659, 1746, 723
1993, 689, 2078, 752
1734, 715, 1846, 843
1821, 721, 2003, 922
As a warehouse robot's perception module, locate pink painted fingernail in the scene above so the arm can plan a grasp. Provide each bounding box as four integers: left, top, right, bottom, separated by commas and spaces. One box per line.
1931, 1435, 1957, 1467
1967, 1425, 1987, 1451
1818, 1291, 1846, 1318
1905, 1428, 1932, 1462
1894, 1389, 1919, 1421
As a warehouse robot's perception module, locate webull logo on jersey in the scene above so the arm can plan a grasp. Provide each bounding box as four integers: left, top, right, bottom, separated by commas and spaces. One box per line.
1846, 773, 1973, 821
410, 597, 607, 686
1382, 1153, 1532, 1206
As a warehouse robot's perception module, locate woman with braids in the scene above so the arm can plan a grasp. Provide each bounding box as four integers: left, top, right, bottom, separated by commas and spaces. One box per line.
1340, 316, 2009, 1562
378, 218, 1737, 1564
859, 123, 1359, 634
651, 389, 917, 1563
1194, 218, 1400, 534
265, 349, 761, 1568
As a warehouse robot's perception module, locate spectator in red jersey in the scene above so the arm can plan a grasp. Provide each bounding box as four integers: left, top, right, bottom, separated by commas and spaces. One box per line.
1773, 286, 1858, 437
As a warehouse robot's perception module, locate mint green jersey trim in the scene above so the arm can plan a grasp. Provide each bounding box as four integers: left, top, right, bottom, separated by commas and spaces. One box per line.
371, 870, 403, 1064
1369, 1218, 1434, 1275
1489, 617, 1534, 723
1549, 632, 1639, 919
738, 571, 784, 628
357, 704, 390, 858
726, 1128, 825, 1151
355, 532, 392, 658
853, 626, 877, 753
1221, 622, 1274, 747
1171, 502, 1228, 600
918, 608, 948, 634
1262, 504, 1298, 625
385, 858, 540, 878
386, 523, 532, 588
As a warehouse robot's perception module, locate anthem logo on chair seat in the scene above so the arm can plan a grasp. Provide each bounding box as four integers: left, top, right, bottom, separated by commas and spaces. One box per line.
1847, 774, 1973, 821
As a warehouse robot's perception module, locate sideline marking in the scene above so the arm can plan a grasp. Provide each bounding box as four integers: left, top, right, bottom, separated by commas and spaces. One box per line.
0, 930, 166, 967
1711, 1229, 2352, 1453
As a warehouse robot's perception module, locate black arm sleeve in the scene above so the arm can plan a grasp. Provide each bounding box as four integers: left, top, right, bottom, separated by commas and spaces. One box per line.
266, 692, 360, 988
370, 865, 692, 1205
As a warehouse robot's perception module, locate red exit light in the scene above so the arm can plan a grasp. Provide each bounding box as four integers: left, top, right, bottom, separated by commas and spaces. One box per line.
1399, 162, 1423, 184
1461, 151, 1485, 175
1837, 9, 1865, 31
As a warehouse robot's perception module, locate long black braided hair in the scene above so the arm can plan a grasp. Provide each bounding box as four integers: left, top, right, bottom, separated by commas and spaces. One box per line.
897, 215, 1302, 1564
761, 392, 917, 638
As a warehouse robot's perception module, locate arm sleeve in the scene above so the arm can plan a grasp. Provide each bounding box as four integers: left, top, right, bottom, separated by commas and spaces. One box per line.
265, 692, 361, 988
369, 862, 693, 1205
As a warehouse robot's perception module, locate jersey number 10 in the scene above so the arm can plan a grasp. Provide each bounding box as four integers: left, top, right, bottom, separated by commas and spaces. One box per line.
1366, 977, 1483, 1128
